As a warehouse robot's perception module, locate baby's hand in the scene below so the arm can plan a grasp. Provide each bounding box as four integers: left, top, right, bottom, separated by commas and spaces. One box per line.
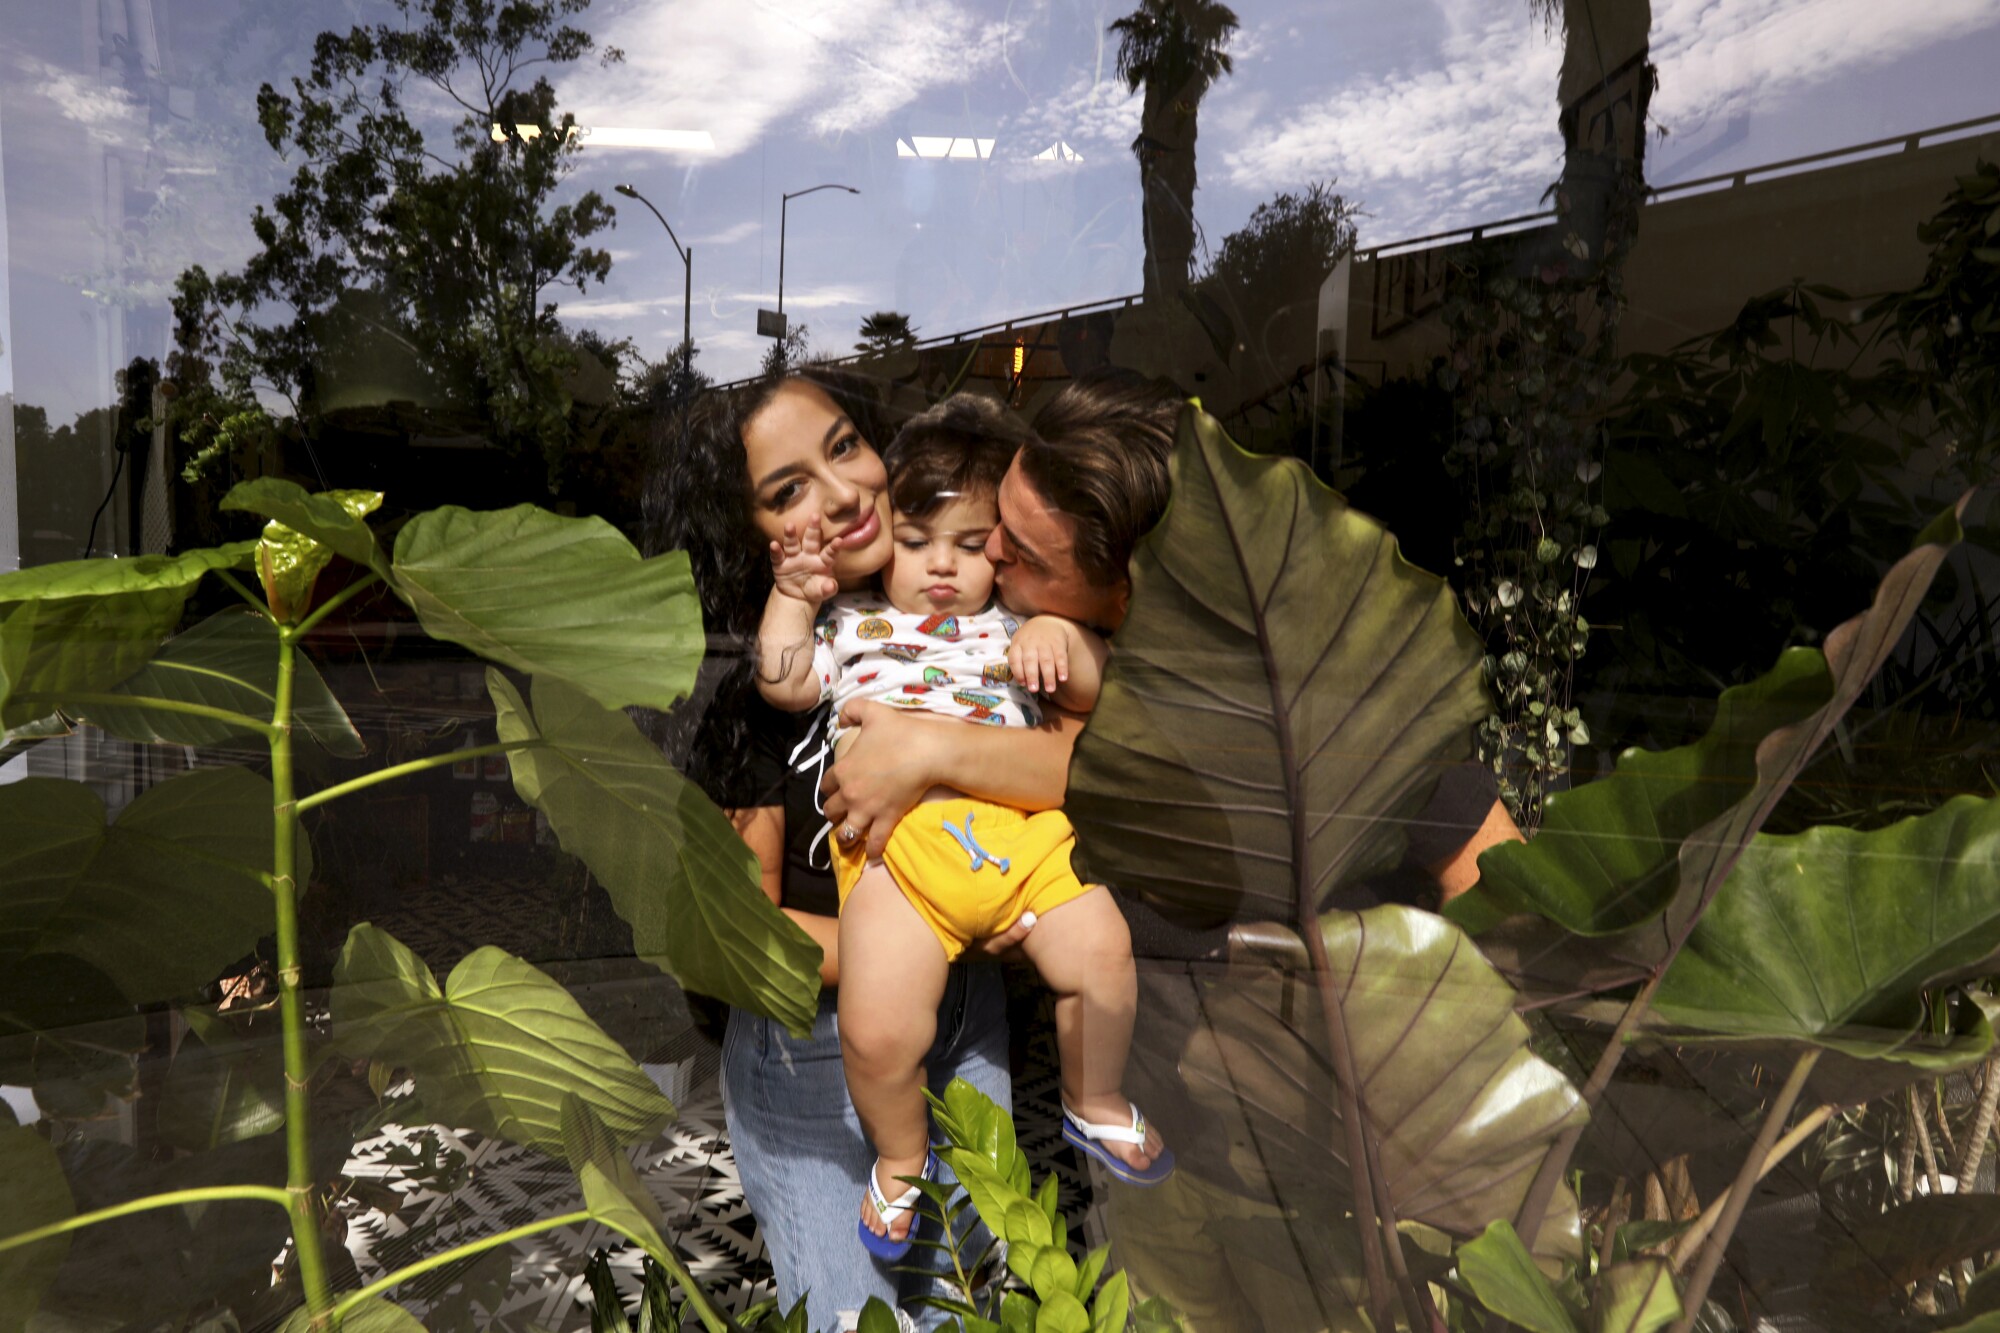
770, 517, 838, 605
1006, 616, 1073, 694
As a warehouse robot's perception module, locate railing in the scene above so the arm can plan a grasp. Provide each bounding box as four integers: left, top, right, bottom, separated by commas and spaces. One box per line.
710, 292, 1141, 391
1360, 109, 2000, 262
705, 110, 2000, 389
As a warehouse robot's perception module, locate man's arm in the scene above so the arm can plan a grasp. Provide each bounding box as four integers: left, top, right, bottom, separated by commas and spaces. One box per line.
822, 700, 1084, 857
1424, 799, 1525, 901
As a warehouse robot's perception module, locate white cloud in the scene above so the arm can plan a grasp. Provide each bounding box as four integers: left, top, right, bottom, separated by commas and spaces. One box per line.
1006, 69, 1141, 156
1219, 0, 2000, 243
721, 284, 870, 311
17, 55, 147, 149
566, 0, 1008, 157
693, 220, 762, 247
559, 297, 682, 320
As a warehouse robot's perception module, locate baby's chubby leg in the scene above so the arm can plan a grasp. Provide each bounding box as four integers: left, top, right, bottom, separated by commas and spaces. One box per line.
837, 862, 952, 1241
1018, 887, 1164, 1172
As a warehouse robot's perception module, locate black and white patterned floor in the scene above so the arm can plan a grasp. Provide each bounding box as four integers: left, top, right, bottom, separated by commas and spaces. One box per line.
329, 868, 1095, 1331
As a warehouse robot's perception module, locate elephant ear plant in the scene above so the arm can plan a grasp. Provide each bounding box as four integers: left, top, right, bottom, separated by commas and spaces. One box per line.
0, 481, 822, 1331
1064, 403, 1988, 1330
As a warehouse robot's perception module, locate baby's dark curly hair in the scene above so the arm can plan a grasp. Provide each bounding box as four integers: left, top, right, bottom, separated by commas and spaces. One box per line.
883, 392, 1028, 519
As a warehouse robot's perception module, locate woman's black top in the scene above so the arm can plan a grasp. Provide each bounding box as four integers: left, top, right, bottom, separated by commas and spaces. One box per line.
733, 697, 841, 919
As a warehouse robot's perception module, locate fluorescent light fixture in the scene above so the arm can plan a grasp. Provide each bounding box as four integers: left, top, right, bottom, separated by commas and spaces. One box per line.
898, 136, 994, 160
1030, 141, 1083, 163
490, 125, 715, 151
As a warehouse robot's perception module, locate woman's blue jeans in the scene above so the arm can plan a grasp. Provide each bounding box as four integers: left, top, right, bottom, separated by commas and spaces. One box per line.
722, 961, 1012, 1332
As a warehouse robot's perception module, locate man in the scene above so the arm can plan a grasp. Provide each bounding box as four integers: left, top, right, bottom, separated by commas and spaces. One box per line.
824, 372, 1523, 1331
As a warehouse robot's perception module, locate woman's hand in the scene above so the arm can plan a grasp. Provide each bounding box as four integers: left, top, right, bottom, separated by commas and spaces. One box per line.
822, 699, 947, 856
768, 515, 837, 605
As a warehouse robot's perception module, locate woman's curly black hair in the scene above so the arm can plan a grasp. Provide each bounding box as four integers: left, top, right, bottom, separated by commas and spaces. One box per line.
639, 366, 898, 803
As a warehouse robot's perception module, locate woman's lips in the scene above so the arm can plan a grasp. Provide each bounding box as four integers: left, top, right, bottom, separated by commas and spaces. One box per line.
829, 506, 880, 550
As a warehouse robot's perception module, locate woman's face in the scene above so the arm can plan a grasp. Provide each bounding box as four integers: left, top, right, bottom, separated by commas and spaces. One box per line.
741, 379, 893, 588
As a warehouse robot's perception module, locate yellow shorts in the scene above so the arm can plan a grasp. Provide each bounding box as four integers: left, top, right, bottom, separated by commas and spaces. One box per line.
834, 798, 1096, 961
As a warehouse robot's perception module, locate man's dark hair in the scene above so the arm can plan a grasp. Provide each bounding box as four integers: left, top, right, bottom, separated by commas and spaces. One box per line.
1020, 370, 1179, 586
884, 392, 1025, 519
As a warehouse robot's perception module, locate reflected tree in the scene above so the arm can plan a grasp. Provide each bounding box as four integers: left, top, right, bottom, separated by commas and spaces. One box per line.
1110, 0, 1240, 305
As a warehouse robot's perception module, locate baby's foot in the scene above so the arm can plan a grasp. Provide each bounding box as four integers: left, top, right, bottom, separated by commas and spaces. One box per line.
1065, 1094, 1165, 1172
860, 1154, 928, 1241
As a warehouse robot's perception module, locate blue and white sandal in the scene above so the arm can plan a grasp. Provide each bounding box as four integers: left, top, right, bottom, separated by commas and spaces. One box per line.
1062, 1102, 1176, 1186
859, 1150, 937, 1261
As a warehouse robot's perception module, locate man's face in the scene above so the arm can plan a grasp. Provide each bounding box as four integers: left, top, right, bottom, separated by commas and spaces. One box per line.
985, 456, 1130, 631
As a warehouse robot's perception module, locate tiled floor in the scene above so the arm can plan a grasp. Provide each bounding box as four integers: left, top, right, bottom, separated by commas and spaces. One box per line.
328, 871, 1096, 1330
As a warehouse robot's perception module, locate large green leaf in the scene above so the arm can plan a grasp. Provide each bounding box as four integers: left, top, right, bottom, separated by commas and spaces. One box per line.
1647, 795, 2000, 1088
1449, 650, 1832, 937
0, 543, 255, 728
0, 769, 275, 1006
1453, 499, 1966, 975
1179, 906, 1587, 1256
391, 506, 703, 711
489, 671, 821, 1036
0, 1125, 75, 1333
1593, 1260, 1682, 1333
331, 923, 673, 1154
69, 609, 362, 755
0, 954, 145, 1116
1457, 1220, 1580, 1333
1065, 404, 1489, 924
1819, 1196, 2000, 1307
154, 1006, 287, 1152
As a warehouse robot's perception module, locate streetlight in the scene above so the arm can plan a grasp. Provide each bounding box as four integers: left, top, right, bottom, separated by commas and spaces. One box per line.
777, 183, 861, 321
613, 183, 692, 379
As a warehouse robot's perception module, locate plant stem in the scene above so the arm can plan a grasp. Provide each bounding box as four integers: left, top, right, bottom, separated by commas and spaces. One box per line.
1515, 970, 1665, 1243
1298, 922, 1400, 1333
215, 568, 276, 620
0, 1186, 292, 1254
1954, 1053, 2000, 1186
1669, 1050, 1821, 1332
293, 739, 541, 814
292, 572, 383, 639
1911, 1081, 1969, 1308
1670, 1104, 1836, 1269
15, 692, 280, 739
271, 628, 334, 1318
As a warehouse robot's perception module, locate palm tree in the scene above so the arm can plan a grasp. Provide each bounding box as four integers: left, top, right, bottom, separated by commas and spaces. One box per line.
855, 311, 918, 354
1533, 0, 1653, 267
1110, 0, 1239, 305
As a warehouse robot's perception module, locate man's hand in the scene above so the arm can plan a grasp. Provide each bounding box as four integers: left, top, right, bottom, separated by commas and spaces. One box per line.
769, 515, 837, 605
822, 699, 946, 857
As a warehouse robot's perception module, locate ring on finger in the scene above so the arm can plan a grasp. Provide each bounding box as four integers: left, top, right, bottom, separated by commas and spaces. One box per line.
839, 824, 861, 846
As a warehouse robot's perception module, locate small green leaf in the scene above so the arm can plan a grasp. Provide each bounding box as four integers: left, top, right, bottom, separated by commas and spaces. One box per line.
1035, 1291, 1090, 1333
1458, 1221, 1582, 1333
1594, 1259, 1681, 1333
392, 506, 703, 712
490, 672, 820, 1035
856, 1298, 902, 1333
238, 486, 385, 622
1030, 1246, 1080, 1303
332, 924, 673, 1155
1090, 1270, 1131, 1333
1006, 1198, 1055, 1248
0, 1125, 75, 1333
155, 1007, 287, 1151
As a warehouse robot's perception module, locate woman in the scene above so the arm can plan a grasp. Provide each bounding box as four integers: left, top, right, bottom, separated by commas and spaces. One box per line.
642, 370, 1079, 1330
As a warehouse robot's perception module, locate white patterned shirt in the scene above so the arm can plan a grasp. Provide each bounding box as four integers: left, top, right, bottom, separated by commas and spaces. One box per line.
812, 594, 1041, 743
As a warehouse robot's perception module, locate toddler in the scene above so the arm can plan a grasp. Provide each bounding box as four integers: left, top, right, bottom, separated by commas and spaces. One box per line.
754, 396, 1173, 1261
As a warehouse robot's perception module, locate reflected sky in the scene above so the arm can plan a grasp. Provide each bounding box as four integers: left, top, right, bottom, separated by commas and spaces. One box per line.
5, 0, 2000, 415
